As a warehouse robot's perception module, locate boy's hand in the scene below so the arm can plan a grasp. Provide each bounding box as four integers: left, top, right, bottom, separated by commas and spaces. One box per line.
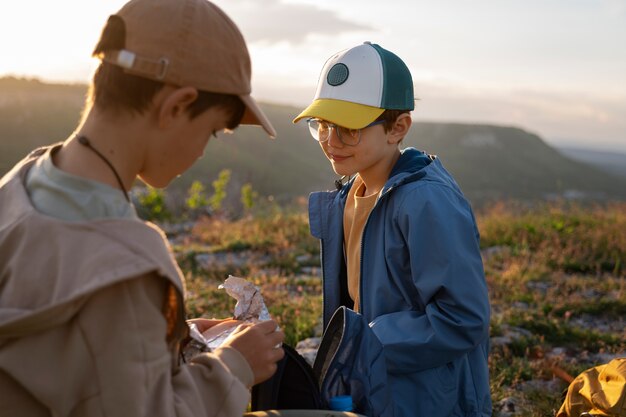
222, 320, 285, 385
188, 317, 238, 334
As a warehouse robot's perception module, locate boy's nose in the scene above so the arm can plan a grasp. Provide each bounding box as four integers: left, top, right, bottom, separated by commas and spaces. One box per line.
327, 127, 343, 148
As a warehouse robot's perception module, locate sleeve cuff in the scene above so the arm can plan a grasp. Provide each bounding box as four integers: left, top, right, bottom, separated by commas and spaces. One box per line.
212, 346, 254, 388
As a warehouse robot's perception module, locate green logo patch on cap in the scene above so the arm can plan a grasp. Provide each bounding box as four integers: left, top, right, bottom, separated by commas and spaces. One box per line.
327, 63, 349, 86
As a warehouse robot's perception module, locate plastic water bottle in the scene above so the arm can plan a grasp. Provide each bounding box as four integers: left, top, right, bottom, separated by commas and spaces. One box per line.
329, 395, 353, 412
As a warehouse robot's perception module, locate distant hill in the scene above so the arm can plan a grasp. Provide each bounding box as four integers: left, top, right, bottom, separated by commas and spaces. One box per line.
2, 77, 626, 206
0, 77, 86, 174
556, 146, 626, 179
404, 124, 626, 204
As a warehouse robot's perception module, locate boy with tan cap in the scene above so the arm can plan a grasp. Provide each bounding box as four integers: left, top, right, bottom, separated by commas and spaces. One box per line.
294, 42, 492, 416
0, 0, 283, 416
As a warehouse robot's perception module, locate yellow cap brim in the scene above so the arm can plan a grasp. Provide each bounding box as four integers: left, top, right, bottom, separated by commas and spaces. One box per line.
292, 99, 385, 129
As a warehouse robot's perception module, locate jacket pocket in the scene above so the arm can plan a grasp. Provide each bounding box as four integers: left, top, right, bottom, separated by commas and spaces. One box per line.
437, 361, 457, 393
314, 306, 394, 417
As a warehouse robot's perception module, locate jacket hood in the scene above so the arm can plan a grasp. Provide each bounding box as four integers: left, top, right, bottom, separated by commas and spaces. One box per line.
335, 147, 433, 198
384, 147, 434, 191
0, 149, 184, 338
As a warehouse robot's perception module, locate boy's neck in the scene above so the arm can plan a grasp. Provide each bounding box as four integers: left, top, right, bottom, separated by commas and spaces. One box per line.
357, 148, 401, 196
53, 108, 150, 192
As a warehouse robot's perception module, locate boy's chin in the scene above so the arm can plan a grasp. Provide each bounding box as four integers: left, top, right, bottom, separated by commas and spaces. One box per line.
330, 165, 353, 177
139, 174, 173, 190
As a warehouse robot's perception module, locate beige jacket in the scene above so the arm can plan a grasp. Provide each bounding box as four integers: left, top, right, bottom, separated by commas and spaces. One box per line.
0, 149, 253, 417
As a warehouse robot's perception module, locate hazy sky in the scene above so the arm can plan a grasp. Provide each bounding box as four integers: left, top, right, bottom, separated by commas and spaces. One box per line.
1, 0, 625, 151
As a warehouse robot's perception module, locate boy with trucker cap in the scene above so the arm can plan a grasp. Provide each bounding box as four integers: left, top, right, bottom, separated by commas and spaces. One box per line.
0, 0, 285, 416
293, 42, 492, 417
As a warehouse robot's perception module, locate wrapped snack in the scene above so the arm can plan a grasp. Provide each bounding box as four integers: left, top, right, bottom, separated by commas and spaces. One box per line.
219, 275, 271, 322
183, 275, 272, 357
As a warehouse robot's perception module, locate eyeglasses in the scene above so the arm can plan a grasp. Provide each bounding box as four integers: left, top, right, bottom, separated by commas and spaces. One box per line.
306, 118, 385, 146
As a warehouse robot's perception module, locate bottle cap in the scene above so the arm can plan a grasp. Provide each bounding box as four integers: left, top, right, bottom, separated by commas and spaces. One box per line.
329, 395, 353, 411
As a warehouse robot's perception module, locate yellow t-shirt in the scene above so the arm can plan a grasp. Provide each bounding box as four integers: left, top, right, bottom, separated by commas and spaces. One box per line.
343, 175, 379, 312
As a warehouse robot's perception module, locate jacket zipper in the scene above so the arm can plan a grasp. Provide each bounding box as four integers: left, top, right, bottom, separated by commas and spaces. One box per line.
319, 238, 331, 328
357, 186, 395, 316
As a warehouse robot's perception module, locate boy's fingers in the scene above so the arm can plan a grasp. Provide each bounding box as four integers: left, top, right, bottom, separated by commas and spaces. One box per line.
227, 320, 282, 345
256, 326, 284, 347
193, 318, 239, 330
271, 346, 285, 362
254, 320, 280, 334
231, 322, 253, 333
268, 329, 285, 345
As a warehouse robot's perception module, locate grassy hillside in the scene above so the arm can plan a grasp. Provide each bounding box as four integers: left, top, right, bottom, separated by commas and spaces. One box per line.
2, 78, 624, 416
2, 77, 626, 205
176, 202, 625, 416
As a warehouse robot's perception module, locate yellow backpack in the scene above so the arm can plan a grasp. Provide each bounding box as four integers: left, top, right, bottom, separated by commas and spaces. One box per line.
557, 358, 626, 417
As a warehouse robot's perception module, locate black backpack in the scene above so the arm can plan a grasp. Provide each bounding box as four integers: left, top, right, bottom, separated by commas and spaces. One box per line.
251, 344, 323, 411
250, 307, 392, 417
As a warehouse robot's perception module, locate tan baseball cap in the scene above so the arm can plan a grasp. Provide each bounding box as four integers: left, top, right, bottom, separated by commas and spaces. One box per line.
94, 0, 276, 138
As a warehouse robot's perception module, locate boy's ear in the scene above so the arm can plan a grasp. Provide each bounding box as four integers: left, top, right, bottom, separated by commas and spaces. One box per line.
157, 86, 199, 128
387, 113, 412, 144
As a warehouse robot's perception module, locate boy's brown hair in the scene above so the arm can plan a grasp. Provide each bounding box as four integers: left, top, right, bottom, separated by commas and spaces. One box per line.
88, 62, 245, 130
377, 109, 411, 134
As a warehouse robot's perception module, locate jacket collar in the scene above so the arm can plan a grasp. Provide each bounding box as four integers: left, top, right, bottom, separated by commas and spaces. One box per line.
336, 147, 434, 197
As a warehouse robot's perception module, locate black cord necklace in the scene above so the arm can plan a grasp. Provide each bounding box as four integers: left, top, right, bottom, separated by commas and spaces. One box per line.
77, 135, 130, 203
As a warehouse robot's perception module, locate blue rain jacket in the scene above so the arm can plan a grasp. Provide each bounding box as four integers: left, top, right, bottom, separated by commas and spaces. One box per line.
309, 148, 492, 417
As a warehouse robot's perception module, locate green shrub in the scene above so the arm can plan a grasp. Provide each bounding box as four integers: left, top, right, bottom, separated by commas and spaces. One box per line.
135, 186, 172, 222
210, 169, 231, 212
241, 183, 258, 212
186, 180, 209, 211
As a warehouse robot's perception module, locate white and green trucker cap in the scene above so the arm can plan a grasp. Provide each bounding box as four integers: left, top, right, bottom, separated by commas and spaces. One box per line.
293, 41, 414, 129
